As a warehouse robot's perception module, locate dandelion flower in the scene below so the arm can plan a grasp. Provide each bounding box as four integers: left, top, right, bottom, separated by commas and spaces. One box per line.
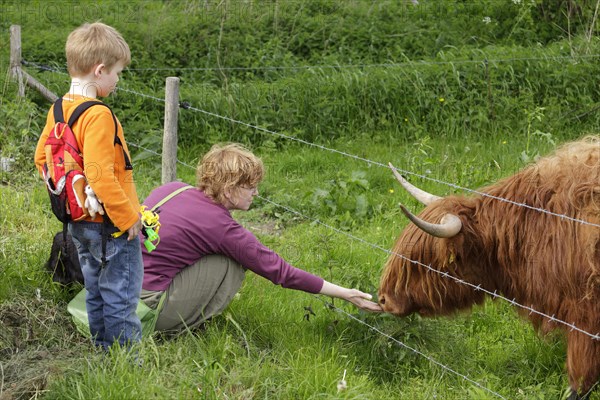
389, 189, 394, 193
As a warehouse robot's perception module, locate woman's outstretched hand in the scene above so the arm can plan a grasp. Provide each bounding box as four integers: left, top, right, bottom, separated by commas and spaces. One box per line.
344, 288, 384, 313
319, 281, 383, 313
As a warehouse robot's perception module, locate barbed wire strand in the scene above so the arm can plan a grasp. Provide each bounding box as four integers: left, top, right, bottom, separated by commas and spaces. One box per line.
115, 84, 600, 230
19, 64, 596, 396
126, 136, 600, 342
24, 65, 600, 340
313, 296, 508, 399
125, 130, 600, 342
22, 53, 600, 73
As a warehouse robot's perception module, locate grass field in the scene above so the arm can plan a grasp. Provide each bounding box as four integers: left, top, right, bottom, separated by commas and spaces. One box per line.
2, 0, 600, 398
1, 133, 592, 399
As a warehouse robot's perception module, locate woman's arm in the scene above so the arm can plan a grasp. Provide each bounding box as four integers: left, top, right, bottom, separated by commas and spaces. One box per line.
319, 281, 383, 312
220, 220, 382, 312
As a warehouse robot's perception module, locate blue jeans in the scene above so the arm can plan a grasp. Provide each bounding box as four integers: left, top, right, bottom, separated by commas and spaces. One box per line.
69, 221, 143, 350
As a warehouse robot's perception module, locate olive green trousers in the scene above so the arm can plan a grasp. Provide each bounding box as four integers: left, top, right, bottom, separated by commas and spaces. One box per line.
141, 255, 245, 332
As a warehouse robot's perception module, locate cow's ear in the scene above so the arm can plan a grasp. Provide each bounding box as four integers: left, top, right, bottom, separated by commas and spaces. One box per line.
448, 251, 455, 265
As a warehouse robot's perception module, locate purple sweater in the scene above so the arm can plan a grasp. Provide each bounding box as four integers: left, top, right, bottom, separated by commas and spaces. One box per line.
141, 182, 324, 293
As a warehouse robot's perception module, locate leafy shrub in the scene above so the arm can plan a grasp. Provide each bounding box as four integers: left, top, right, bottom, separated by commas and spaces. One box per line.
306, 170, 382, 229
3, 0, 600, 161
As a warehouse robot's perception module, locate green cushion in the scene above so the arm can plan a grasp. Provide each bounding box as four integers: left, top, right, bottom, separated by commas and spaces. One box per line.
67, 288, 158, 338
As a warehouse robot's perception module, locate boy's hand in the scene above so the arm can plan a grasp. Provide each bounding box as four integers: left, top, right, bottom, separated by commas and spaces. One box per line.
126, 219, 142, 241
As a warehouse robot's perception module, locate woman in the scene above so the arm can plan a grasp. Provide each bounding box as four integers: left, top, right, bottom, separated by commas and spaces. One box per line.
140, 143, 382, 332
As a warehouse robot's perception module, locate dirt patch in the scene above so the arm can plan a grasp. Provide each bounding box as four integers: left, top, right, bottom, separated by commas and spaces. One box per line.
244, 219, 283, 236
0, 296, 86, 399
234, 210, 287, 237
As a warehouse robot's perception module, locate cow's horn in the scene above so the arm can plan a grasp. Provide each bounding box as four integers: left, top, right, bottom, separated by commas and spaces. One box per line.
389, 163, 441, 206
399, 204, 462, 238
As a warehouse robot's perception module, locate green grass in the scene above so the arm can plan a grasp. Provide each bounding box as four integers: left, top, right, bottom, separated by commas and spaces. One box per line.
0, 88, 588, 400
2, 0, 600, 398
1, 134, 593, 399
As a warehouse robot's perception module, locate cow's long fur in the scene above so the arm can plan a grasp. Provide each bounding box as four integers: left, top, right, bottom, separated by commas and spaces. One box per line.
379, 136, 600, 397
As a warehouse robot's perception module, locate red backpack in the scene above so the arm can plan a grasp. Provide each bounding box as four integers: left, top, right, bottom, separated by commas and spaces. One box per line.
42, 98, 132, 223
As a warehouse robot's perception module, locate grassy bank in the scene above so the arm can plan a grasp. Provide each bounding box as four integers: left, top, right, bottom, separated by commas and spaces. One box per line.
0, 135, 583, 399
1, 0, 599, 398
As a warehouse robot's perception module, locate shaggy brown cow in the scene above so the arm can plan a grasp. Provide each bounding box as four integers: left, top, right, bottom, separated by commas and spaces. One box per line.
378, 136, 600, 400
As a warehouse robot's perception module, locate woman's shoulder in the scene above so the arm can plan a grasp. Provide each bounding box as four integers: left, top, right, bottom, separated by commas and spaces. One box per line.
164, 181, 193, 191
144, 182, 193, 207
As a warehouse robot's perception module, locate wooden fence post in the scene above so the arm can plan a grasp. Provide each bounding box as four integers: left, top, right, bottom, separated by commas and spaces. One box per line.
10, 25, 25, 97
9, 25, 58, 102
162, 77, 180, 184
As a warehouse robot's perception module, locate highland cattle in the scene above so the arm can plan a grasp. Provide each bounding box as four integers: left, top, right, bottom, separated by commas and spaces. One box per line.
378, 136, 600, 399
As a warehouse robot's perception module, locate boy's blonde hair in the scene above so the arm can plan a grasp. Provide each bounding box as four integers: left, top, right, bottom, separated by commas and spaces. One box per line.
197, 143, 264, 205
66, 22, 131, 77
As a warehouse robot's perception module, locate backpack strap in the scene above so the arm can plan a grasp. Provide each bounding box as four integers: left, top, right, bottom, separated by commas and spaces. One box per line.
68, 101, 105, 126
109, 185, 194, 245
53, 98, 135, 268
114, 135, 133, 171
53, 98, 104, 126
53, 98, 66, 123
150, 185, 195, 212
53, 98, 133, 171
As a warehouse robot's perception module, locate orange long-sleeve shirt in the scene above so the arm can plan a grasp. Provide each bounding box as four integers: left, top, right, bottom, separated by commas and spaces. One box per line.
34, 95, 140, 231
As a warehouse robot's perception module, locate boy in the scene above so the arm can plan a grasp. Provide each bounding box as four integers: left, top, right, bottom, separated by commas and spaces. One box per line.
34, 22, 143, 350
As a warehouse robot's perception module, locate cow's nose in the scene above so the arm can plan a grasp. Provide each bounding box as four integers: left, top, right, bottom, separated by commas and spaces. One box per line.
378, 294, 386, 305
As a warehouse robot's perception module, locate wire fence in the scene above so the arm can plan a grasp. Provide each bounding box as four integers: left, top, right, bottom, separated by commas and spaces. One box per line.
21, 52, 600, 74
115, 84, 600, 230
25, 61, 600, 339
18, 60, 600, 398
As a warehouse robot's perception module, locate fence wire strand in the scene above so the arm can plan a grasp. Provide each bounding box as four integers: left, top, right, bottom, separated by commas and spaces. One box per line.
116, 84, 600, 230
117, 82, 600, 341
125, 138, 600, 342
21, 61, 600, 397
22, 53, 600, 74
